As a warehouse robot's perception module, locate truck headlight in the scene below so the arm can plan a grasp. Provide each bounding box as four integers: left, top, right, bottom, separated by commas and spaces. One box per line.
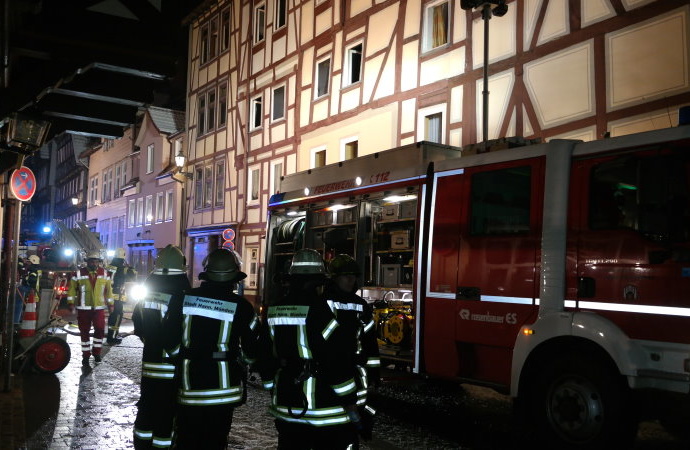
129, 283, 148, 302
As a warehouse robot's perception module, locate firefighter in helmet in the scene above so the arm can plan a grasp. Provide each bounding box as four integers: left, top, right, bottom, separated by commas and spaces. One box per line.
163, 248, 260, 449
324, 254, 381, 441
132, 245, 191, 449
257, 249, 361, 449
106, 247, 137, 345
67, 250, 114, 365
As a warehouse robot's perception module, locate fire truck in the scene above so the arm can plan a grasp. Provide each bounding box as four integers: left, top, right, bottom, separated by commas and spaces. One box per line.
264, 123, 690, 448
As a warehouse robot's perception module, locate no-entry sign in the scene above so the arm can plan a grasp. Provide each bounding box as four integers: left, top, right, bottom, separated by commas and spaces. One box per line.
9, 166, 37, 201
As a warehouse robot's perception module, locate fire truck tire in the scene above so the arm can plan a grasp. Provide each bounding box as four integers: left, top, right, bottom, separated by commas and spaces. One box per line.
33, 336, 71, 374
525, 353, 636, 450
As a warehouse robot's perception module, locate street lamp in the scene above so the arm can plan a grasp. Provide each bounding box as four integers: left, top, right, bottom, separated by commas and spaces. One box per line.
71, 196, 79, 206
461, 0, 508, 152
2, 113, 51, 154
175, 150, 193, 179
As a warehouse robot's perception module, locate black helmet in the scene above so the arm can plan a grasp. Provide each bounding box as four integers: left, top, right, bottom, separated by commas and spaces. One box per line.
201, 248, 247, 282
155, 245, 186, 273
328, 254, 360, 276
288, 249, 326, 275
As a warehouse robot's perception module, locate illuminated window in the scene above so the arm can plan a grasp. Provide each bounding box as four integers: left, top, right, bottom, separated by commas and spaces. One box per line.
423, 1, 449, 52
311, 147, 326, 168
146, 144, 154, 174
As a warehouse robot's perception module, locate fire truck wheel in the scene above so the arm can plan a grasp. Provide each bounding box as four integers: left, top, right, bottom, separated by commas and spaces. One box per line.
33, 336, 71, 374
526, 353, 636, 449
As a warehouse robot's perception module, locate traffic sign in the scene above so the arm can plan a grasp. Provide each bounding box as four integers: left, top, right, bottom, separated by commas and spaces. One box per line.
10, 166, 37, 201
222, 227, 235, 250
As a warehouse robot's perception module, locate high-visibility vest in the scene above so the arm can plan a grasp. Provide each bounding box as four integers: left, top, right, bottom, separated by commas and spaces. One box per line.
67, 267, 114, 309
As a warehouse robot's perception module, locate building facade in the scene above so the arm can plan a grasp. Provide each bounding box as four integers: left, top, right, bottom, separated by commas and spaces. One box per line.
84, 107, 186, 276
182, 0, 690, 301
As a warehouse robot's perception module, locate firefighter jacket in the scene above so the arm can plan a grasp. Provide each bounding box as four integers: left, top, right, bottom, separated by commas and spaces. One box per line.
322, 282, 381, 406
163, 280, 260, 407
133, 271, 191, 381
67, 267, 114, 309
258, 277, 360, 427
106, 258, 137, 301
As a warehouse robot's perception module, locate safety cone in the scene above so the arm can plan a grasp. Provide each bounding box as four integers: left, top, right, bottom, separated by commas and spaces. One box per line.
18, 289, 37, 338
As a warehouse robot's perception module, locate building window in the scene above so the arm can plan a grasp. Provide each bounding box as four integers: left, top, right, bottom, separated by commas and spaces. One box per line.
248, 167, 260, 202
166, 190, 174, 221
344, 43, 363, 86
198, 93, 207, 135
204, 165, 213, 208
251, 95, 263, 130
120, 160, 128, 187
194, 166, 204, 210
221, 9, 230, 51
254, 3, 265, 44
128, 199, 136, 227
102, 168, 112, 203
209, 16, 219, 60
208, 89, 216, 131
114, 165, 121, 198
275, 0, 287, 29
423, 1, 449, 52
270, 161, 283, 195
218, 83, 227, 127
100, 218, 111, 248
311, 147, 326, 168
137, 197, 144, 226
425, 113, 442, 143
342, 138, 358, 160
200, 23, 210, 64
272, 85, 285, 121
89, 175, 99, 206
215, 161, 225, 207
145, 195, 153, 225
146, 144, 154, 174
315, 58, 331, 99
117, 216, 125, 249
156, 192, 164, 223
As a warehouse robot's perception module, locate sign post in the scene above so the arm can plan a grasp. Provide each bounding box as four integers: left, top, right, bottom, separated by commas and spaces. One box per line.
1, 166, 35, 390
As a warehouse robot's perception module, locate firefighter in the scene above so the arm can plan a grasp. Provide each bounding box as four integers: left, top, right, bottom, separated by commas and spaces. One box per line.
67, 251, 114, 365
163, 248, 260, 449
132, 245, 191, 449
258, 249, 361, 449
324, 254, 381, 440
106, 247, 137, 345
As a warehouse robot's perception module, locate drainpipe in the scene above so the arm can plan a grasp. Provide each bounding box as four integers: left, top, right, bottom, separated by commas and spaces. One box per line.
1, 0, 9, 88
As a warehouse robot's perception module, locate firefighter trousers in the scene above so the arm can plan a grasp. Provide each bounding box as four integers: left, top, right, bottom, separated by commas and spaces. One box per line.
77, 309, 105, 358
107, 299, 124, 341
133, 377, 177, 449
275, 420, 358, 450
175, 404, 234, 450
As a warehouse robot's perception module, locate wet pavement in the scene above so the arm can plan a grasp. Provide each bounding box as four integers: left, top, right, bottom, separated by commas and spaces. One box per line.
3, 310, 689, 449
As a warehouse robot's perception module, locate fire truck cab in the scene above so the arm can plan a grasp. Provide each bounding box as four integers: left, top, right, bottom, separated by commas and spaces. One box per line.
264, 124, 690, 448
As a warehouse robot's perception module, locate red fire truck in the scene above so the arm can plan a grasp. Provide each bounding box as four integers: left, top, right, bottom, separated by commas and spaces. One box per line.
264, 124, 690, 448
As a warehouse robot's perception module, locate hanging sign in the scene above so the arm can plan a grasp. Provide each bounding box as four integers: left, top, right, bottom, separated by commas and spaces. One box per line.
9, 166, 37, 201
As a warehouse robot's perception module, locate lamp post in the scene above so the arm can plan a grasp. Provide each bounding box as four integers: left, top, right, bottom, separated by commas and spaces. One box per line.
0, 113, 51, 391
174, 150, 192, 260
461, 0, 508, 153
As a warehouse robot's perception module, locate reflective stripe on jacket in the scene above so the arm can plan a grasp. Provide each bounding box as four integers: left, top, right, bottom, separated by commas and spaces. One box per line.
67, 267, 113, 309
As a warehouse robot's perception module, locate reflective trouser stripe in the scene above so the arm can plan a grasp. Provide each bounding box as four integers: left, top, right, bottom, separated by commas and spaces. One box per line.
134, 429, 153, 439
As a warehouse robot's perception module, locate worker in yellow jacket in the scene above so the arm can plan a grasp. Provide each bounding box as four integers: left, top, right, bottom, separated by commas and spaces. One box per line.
67, 251, 114, 366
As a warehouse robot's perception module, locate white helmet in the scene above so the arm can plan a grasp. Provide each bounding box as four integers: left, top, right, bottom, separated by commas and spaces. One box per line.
28, 255, 40, 265
86, 250, 103, 261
